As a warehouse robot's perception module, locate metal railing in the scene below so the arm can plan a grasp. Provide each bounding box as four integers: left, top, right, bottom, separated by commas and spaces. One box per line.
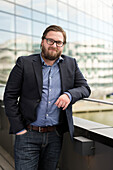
83, 98, 113, 106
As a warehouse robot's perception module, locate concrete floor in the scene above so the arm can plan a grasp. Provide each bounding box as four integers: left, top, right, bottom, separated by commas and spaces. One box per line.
0, 145, 14, 170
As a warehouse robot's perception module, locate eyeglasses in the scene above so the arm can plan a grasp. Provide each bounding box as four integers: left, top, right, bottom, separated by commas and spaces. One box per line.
44, 38, 64, 47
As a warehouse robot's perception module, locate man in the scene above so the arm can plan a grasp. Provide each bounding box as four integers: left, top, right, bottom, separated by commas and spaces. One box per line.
4, 25, 91, 170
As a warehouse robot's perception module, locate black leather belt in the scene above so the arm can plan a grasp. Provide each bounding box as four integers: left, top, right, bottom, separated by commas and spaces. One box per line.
27, 125, 56, 133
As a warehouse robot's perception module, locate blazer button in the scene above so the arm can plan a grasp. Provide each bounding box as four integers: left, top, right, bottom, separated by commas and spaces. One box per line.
36, 99, 40, 103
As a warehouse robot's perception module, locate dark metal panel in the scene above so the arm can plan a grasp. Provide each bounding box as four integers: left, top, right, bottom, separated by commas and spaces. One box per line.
73, 136, 95, 156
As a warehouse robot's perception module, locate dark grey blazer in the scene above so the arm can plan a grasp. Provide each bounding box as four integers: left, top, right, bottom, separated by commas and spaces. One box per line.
4, 54, 91, 139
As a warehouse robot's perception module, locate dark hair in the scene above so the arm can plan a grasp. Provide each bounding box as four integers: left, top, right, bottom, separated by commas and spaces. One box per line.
41, 25, 66, 44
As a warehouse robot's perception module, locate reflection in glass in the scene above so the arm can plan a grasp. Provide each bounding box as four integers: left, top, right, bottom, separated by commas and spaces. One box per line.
0, 1, 14, 14
0, 50, 15, 84
16, 17, 31, 35
16, 51, 32, 60
0, 30, 15, 84
0, 13, 14, 32
16, 34, 32, 52
16, 5, 31, 18
0, 31, 15, 50
32, 0, 45, 13
32, 37, 41, 54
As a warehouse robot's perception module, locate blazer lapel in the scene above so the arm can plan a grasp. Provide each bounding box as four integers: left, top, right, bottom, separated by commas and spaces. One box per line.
32, 55, 43, 97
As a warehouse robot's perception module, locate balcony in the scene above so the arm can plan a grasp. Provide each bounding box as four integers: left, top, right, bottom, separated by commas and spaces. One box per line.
0, 93, 113, 170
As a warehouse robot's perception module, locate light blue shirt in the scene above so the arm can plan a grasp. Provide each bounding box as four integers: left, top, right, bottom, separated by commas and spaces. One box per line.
31, 55, 63, 126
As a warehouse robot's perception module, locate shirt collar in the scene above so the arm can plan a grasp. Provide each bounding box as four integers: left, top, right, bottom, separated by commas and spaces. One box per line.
40, 53, 63, 66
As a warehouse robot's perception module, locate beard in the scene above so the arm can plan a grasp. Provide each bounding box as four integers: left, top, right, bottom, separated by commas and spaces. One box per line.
41, 45, 62, 61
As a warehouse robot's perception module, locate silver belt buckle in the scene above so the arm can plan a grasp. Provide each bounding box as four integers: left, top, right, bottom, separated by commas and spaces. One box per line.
39, 127, 42, 132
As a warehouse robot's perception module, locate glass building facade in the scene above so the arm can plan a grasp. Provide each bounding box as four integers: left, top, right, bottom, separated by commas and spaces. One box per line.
0, 0, 113, 98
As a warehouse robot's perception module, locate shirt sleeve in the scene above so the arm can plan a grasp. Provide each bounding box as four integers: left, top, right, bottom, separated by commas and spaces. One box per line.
64, 92, 72, 102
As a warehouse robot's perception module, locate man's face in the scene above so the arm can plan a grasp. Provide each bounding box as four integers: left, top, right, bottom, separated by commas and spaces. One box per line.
41, 31, 64, 61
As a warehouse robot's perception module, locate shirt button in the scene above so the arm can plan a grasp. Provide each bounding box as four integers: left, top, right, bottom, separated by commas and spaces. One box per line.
49, 89, 51, 91
46, 114, 48, 117
48, 101, 51, 104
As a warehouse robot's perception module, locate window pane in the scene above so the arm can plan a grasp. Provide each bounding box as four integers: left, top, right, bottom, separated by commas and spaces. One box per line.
15, 0, 31, 8
68, 0, 76, 7
60, 0, 67, 3
47, 15, 57, 25
77, 25, 85, 34
33, 22, 46, 37
32, 37, 41, 53
0, 31, 15, 50
47, 0, 57, 17
58, 2, 68, 20
77, 11, 85, 26
0, 12, 14, 31
91, 17, 98, 31
91, 0, 98, 17
69, 7, 77, 23
16, 17, 31, 35
16, 51, 32, 60
69, 31, 77, 42
77, 0, 85, 11
0, 31, 15, 84
16, 34, 32, 52
85, 0, 91, 15
0, 49, 15, 84
69, 23, 77, 31
0, 1, 14, 14
16, 5, 31, 19
32, 0, 46, 13
84, 14, 91, 29
7, 0, 14, 2
76, 32, 85, 42
33, 11, 45, 22
58, 19, 68, 29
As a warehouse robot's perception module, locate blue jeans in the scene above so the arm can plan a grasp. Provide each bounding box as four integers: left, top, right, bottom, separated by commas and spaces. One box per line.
14, 129, 63, 170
